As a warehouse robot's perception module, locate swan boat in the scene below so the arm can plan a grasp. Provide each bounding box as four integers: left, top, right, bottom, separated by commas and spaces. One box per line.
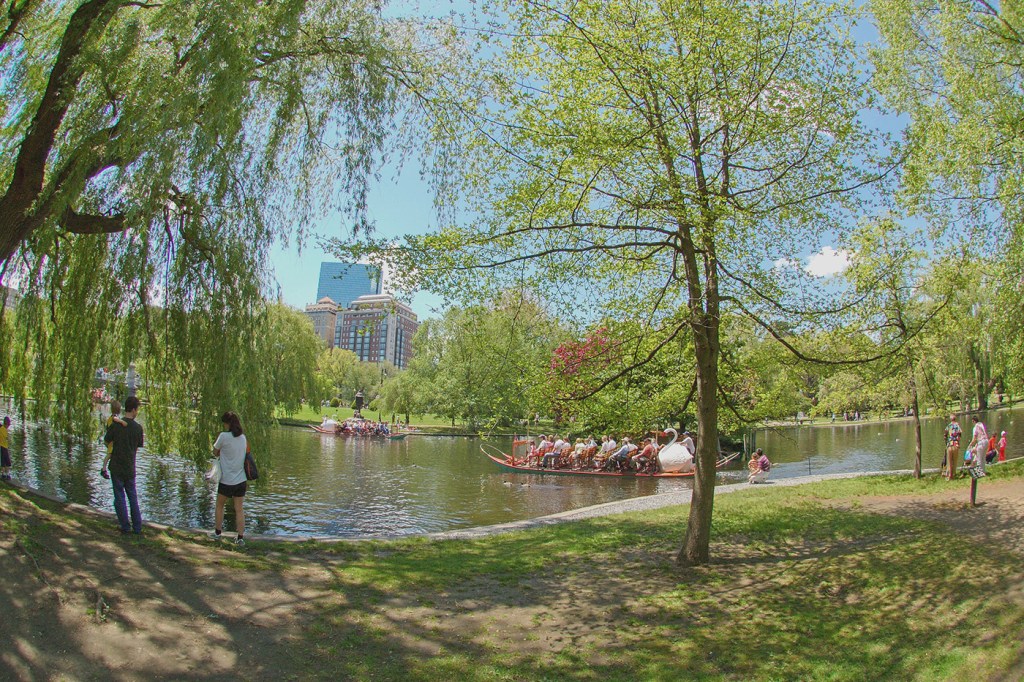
482, 431, 740, 478
310, 422, 406, 440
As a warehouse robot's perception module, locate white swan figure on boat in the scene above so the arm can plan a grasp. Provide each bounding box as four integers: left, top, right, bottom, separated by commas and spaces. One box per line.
658, 428, 695, 473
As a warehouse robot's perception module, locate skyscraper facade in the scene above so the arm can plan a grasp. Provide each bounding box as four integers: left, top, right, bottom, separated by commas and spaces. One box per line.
303, 297, 339, 349
335, 294, 419, 369
316, 262, 382, 309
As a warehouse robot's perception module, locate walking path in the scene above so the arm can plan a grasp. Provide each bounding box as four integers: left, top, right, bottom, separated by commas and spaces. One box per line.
424, 468, 941, 541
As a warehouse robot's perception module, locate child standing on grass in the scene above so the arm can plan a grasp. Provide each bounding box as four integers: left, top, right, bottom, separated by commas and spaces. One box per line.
1, 416, 11, 481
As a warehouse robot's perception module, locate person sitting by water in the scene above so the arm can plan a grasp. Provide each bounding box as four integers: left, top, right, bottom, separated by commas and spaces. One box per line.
591, 435, 612, 469
748, 448, 771, 484
542, 435, 564, 468
534, 435, 553, 467
570, 438, 587, 468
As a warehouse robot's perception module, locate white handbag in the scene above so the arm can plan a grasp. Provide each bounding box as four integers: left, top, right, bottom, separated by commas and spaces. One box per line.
204, 459, 222, 485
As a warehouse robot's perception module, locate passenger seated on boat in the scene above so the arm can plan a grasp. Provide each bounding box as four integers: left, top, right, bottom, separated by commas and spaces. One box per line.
555, 442, 574, 468
632, 438, 659, 472
579, 444, 598, 469
748, 448, 771, 484
606, 438, 634, 471
527, 437, 541, 466
533, 435, 552, 467
542, 435, 565, 468
590, 436, 610, 469
569, 439, 587, 468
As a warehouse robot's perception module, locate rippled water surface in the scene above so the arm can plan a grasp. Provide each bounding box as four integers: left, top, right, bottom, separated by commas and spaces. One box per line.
6, 404, 1020, 537
5, 422, 694, 537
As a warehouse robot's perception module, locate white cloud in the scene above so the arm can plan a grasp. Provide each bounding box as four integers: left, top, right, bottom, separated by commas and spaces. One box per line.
805, 247, 851, 277
773, 257, 801, 271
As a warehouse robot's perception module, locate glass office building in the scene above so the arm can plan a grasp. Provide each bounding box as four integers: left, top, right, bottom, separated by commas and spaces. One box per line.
316, 262, 382, 309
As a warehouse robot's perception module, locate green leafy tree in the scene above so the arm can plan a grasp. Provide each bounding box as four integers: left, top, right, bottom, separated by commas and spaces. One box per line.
341, 0, 886, 564
842, 220, 959, 476
264, 304, 325, 416
0, 0, 434, 449
374, 369, 418, 424
871, 0, 1020, 405
400, 294, 559, 430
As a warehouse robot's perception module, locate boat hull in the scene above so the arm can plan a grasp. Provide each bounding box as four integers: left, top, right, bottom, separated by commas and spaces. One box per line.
483, 447, 738, 478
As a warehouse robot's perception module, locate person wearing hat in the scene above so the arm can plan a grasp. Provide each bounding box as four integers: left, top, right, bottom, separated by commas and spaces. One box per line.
681, 431, 696, 457
999, 431, 1008, 462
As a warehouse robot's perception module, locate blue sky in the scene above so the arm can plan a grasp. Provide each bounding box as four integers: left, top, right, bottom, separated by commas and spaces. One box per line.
267, 0, 462, 320
267, 160, 443, 319
268, 0, 889, 320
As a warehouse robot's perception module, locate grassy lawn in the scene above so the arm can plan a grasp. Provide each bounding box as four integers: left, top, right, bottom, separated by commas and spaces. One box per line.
8, 463, 1024, 679
253, 463, 1024, 680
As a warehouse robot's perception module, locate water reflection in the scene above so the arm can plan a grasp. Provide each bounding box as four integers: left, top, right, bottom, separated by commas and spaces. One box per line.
754, 406, 1020, 479
6, 405, 1018, 538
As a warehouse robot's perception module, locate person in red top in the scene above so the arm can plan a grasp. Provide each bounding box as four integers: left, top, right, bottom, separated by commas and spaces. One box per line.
986, 434, 998, 464
632, 437, 659, 472
999, 432, 1008, 462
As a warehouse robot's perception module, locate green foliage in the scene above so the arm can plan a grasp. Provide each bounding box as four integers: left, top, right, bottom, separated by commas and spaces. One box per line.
317, 348, 381, 405
870, 0, 1024, 409
335, 0, 888, 563
400, 293, 561, 430
0, 0, 439, 453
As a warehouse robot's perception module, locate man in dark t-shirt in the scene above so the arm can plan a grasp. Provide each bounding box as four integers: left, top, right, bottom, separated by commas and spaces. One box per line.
102, 396, 144, 534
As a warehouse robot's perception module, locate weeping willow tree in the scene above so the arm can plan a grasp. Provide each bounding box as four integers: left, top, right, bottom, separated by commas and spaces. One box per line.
0, 0, 438, 459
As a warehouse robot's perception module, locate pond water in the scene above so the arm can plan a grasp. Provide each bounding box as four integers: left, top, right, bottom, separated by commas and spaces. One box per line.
3, 420, 695, 537
4, 404, 1020, 538
753, 405, 1021, 479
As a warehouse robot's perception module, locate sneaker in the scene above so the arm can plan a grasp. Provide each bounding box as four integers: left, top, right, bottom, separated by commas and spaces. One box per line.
213, 529, 223, 540
234, 537, 245, 546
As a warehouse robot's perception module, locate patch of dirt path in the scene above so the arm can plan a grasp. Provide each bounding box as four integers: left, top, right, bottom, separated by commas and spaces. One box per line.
823, 478, 1024, 554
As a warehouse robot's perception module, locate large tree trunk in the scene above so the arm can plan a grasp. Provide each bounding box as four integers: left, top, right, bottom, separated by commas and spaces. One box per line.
678, 312, 720, 566
0, 0, 123, 264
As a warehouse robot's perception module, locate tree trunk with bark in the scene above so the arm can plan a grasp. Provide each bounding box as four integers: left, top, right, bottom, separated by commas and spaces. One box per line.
679, 314, 720, 566
0, 0, 125, 266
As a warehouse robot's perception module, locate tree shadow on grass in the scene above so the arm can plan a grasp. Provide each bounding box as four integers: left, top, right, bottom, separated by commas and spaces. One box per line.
4, 486, 1024, 681
283, 504, 1024, 680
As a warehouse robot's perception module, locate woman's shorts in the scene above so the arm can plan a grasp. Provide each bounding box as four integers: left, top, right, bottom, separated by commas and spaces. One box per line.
218, 481, 247, 498
0, 447, 10, 467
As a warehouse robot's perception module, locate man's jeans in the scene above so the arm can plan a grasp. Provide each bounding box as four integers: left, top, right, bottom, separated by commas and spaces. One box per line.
111, 475, 142, 533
